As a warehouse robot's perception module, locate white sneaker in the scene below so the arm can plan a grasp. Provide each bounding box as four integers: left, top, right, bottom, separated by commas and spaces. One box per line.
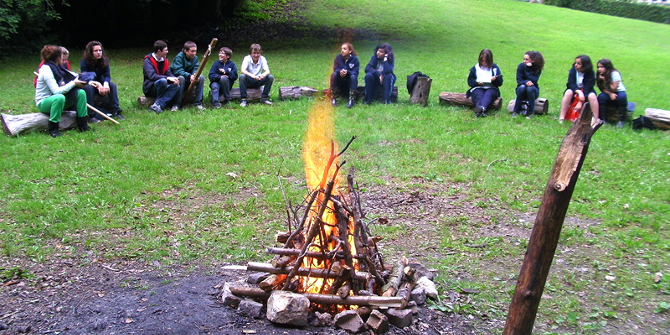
240, 100, 247, 107
196, 104, 205, 110
171, 105, 179, 112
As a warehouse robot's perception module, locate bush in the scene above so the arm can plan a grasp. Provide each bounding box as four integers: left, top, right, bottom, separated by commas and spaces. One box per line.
545, 0, 670, 24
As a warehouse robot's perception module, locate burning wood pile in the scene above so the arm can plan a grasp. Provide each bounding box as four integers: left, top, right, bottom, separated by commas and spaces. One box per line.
220, 99, 438, 332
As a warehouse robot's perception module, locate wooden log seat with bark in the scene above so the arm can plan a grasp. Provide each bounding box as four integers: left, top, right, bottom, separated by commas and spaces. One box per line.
600, 102, 635, 124
409, 76, 432, 107
137, 88, 198, 107
438, 92, 502, 111
323, 86, 399, 103
279, 86, 318, 101
645, 108, 670, 130
506, 98, 549, 115
2, 111, 78, 137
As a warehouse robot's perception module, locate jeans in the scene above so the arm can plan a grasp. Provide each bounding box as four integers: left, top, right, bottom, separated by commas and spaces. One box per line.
364, 71, 395, 103
83, 82, 121, 117
514, 85, 539, 113
239, 74, 274, 99
147, 78, 180, 108
178, 75, 205, 106
210, 77, 233, 103
470, 88, 499, 110
331, 71, 358, 96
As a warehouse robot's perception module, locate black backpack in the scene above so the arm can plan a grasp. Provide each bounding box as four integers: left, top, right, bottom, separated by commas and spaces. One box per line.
632, 116, 655, 131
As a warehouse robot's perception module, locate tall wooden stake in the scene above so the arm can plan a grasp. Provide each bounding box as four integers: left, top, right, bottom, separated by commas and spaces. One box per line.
184, 38, 218, 101
503, 104, 603, 335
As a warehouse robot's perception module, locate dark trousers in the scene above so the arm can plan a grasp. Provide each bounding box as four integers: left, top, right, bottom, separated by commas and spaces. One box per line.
331, 71, 358, 97
514, 85, 539, 113
364, 72, 395, 104
470, 88, 499, 110
210, 77, 233, 103
598, 91, 628, 121
147, 78, 181, 108
239, 74, 274, 99
83, 82, 121, 117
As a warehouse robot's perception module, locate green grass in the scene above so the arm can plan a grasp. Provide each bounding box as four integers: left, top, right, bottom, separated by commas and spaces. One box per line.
1, 0, 670, 333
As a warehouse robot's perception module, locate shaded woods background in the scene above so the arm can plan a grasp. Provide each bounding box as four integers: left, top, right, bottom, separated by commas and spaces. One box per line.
0, 0, 267, 55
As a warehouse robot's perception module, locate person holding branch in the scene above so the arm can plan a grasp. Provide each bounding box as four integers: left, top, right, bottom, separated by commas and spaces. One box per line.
35, 45, 91, 137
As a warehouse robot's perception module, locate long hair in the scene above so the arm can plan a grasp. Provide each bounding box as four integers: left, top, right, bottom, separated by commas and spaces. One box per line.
342, 43, 356, 56
375, 43, 393, 63
83, 40, 109, 68
41, 45, 61, 63
596, 58, 617, 92
574, 55, 593, 73
478, 49, 494, 68
526, 50, 544, 74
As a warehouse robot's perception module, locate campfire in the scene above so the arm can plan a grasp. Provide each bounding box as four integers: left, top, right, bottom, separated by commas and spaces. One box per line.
222, 98, 438, 332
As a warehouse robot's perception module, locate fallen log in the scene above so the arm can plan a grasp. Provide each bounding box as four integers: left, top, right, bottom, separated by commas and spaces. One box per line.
279, 86, 318, 101
229, 286, 403, 308
439, 92, 502, 111
506, 98, 549, 115
2, 111, 78, 137
247, 261, 371, 282
645, 108, 670, 130
324, 86, 399, 103
409, 77, 432, 107
266, 247, 345, 260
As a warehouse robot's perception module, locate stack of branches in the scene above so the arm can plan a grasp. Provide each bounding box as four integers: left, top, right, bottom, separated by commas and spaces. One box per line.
231, 137, 418, 310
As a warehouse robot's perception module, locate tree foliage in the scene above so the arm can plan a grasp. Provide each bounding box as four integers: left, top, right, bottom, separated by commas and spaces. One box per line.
0, 0, 63, 54
545, 0, 670, 24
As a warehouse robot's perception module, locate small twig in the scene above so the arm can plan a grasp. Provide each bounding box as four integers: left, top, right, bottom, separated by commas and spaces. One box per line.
487, 158, 508, 171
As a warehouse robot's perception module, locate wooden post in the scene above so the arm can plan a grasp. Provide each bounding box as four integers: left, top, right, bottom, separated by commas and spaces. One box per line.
409, 77, 432, 107
503, 104, 603, 335
184, 38, 218, 103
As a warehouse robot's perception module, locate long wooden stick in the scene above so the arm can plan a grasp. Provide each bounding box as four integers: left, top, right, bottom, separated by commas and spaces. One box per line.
184, 38, 218, 100
503, 104, 603, 335
247, 261, 370, 282
86, 103, 120, 124
229, 286, 403, 308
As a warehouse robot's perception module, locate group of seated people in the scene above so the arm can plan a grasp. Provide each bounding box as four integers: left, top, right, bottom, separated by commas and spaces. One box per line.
34, 40, 629, 138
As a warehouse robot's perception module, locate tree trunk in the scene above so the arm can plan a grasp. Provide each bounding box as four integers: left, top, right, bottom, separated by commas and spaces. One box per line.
409, 77, 432, 107
279, 86, 318, 101
2, 111, 78, 137
503, 105, 603, 335
439, 92, 502, 111
506, 98, 549, 115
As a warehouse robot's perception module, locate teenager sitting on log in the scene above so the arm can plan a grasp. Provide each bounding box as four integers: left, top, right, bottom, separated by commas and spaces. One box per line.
35, 45, 90, 137
596, 58, 628, 128
559, 55, 599, 123
80, 40, 124, 121
34, 47, 71, 87
239, 43, 274, 107
513, 50, 544, 117
171, 41, 205, 110
208, 47, 238, 108
466, 48, 503, 118
143, 40, 181, 114
330, 43, 360, 108
364, 43, 395, 105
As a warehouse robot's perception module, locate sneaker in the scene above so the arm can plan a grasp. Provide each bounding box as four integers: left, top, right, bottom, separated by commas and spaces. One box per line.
511, 112, 519, 117
240, 100, 247, 107
616, 121, 625, 128
113, 113, 125, 120
170, 105, 179, 112
331, 98, 337, 107
150, 103, 163, 114
212, 102, 222, 108
88, 116, 101, 123
261, 99, 273, 105
196, 104, 205, 110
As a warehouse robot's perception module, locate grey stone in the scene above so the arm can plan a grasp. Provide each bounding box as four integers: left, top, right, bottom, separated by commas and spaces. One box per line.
408, 262, 434, 281
334, 309, 365, 333
312, 311, 333, 326
221, 282, 241, 308
0, 324, 8, 330
266, 291, 309, 326
366, 310, 389, 334
410, 286, 427, 305
17, 325, 31, 333
416, 276, 438, 299
238, 300, 263, 318
385, 308, 413, 328
247, 272, 270, 284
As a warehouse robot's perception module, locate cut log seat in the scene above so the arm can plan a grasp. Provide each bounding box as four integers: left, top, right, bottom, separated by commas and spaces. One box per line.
506, 98, 549, 115
645, 108, 670, 130
439, 92, 502, 111
2, 111, 78, 137
323, 86, 399, 103
601, 102, 635, 123
279, 86, 318, 101
409, 77, 432, 107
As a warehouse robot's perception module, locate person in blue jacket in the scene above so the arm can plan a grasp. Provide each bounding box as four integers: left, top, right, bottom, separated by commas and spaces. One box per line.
513, 50, 544, 117
208, 47, 238, 108
466, 49, 503, 118
559, 55, 599, 122
80, 40, 124, 121
364, 43, 395, 104
330, 43, 360, 108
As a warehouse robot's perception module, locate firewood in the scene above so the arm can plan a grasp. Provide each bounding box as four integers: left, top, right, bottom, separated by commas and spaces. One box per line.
229, 286, 403, 307
283, 190, 319, 249
382, 259, 406, 297
271, 255, 292, 268
409, 76, 432, 107
337, 284, 351, 299
275, 232, 290, 243
266, 247, 344, 260
247, 262, 371, 282
328, 266, 351, 295
259, 274, 286, 291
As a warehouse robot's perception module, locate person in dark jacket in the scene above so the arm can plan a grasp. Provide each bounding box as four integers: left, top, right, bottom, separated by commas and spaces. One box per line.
330, 43, 360, 108
364, 43, 395, 104
466, 49, 503, 117
80, 40, 124, 121
142, 40, 181, 114
559, 55, 599, 122
208, 47, 238, 108
513, 50, 544, 117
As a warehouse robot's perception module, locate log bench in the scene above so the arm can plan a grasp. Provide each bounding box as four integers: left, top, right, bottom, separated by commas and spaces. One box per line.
644, 108, 670, 130
323, 86, 399, 103
506, 98, 549, 115
438, 92, 502, 111
601, 102, 635, 123
2, 111, 78, 137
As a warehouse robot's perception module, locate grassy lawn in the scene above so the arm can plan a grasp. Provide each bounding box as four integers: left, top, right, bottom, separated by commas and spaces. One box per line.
1, 0, 669, 333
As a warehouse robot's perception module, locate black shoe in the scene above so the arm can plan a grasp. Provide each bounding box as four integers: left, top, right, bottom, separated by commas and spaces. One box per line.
113, 113, 125, 120
88, 116, 101, 123
47, 121, 61, 137
77, 116, 92, 132
474, 106, 485, 117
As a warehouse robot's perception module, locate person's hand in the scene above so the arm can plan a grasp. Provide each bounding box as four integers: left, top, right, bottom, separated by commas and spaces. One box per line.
526, 81, 534, 86
167, 76, 179, 85
379, 74, 384, 84
610, 93, 617, 100
74, 79, 87, 88
577, 92, 585, 102
340, 69, 347, 77
219, 68, 226, 74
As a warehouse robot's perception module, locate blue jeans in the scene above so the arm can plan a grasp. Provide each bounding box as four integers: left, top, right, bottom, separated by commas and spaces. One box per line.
239, 74, 274, 100
514, 85, 539, 113
470, 88, 499, 111
598, 91, 628, 121
178, 75, 205, 106
364, 71, 395, 104
210, 77, 234, 103
83, 82, 121, 117
147, 78, 180, 108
